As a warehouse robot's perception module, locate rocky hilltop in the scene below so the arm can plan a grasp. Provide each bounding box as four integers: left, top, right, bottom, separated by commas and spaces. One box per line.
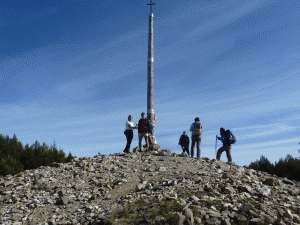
0, 150, 299, 225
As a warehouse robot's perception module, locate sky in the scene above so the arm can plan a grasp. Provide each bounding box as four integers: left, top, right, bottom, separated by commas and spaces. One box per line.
0, 0, 299, 165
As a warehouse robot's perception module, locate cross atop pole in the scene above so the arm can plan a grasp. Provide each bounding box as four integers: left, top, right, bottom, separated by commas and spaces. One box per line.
147, 0, 155, 14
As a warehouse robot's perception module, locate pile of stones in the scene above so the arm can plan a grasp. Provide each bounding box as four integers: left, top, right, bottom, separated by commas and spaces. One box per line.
0, 150, 299, 225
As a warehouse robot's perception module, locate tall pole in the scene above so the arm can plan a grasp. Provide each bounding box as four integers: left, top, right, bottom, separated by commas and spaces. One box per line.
147, 0, 155, 129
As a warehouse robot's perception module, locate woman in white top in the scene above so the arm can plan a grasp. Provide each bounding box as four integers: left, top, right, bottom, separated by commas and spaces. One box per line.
123, 114, 136, 153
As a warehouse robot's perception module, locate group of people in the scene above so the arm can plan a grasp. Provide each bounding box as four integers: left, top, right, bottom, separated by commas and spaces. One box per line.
123, 112, 155, 153
123, 114, 236, 163
179, 117, 236, 163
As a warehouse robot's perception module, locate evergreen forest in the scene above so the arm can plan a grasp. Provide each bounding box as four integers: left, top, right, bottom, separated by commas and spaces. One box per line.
0, 134, 73, 176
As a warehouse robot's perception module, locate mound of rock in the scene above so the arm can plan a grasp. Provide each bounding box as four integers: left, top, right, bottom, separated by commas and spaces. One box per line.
0, 151, 299, 225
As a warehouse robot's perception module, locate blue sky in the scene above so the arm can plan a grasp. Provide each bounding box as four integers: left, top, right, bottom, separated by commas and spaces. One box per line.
0, 0, 299, 165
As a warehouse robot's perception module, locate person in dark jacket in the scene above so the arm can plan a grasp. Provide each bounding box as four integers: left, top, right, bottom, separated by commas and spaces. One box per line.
138, 112, 148, 151
216, 128, 236, 163
178, 131, 190, 156
190, 117, 202, 158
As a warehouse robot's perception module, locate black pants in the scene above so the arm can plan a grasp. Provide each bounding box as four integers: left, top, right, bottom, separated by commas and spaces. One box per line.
191, 135, 201, 158
124, 130, 133, 153
181, 145, 189, 155
216, 145, 232, 162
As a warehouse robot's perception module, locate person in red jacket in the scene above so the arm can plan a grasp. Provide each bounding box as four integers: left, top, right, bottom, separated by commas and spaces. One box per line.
138, 112, 148, 151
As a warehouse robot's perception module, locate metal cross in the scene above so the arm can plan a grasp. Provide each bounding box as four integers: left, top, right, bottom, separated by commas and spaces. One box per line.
147, 0, 155, 13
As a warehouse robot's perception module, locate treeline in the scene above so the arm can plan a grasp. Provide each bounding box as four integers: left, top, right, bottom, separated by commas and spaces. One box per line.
0, 134, 73, 176
248, 155, 300, 181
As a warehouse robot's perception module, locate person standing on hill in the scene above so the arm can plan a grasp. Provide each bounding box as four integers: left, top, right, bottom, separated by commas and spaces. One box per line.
123, 114, 136, 153
138, 112, 148, 151
178, 131, 190, 156
145, 114, 155, 150
216, 128, 236, 163
190, 117, 202, 158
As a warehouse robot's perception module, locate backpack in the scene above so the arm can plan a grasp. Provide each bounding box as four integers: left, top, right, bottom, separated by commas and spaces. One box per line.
228, 130, 236, 144
193, 122, 202, 136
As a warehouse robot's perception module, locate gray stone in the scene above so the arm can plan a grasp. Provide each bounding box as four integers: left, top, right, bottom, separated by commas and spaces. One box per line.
136, 181, 148, 191
184, 207, 194, 225
282, 178, 295, 185
190, 195, 200, 202
155, 215, 166, 223
176, 212, 186, 225
221, 218, 231, 225
194, 217, 202, 225
249, 218, 263, 225
257, 186, 271, 197
235, 214, 248, 225
158, 166, 167, 172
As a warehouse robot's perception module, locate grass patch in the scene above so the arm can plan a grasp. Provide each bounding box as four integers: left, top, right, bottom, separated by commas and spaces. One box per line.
106, 197, 184, 225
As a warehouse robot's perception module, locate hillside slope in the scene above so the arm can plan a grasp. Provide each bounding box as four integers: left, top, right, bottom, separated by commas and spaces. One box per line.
0, 151, 300, 225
